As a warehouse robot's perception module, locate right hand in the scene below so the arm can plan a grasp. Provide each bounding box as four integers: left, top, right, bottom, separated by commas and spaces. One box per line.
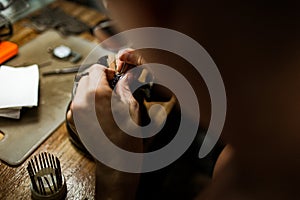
115, 48, 146, 73
69, 64, 142, 200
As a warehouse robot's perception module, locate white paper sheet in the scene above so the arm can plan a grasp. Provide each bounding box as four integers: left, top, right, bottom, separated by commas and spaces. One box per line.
0, 65, 39, 118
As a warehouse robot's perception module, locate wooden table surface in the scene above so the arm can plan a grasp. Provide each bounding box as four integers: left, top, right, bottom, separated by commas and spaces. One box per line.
0, 1, 106, 199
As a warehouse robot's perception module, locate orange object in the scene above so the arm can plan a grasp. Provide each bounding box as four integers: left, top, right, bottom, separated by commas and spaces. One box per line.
0, 41, 18, 64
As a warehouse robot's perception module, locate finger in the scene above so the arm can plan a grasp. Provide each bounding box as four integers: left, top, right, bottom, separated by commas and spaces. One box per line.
115, 74, 141, 125
116, 48, 134, 61
66, 109, 77, 132
73, 64, 107, 107
67, 109, 73, 123
116, 62, 132, 75
116, 48, 134, 71
117, 51, 145, 72
85, 64, 115, 88
119, 51, 145, 65
128, 96, 140, 125
105, 67, 116, 81
115, 74, 133, 104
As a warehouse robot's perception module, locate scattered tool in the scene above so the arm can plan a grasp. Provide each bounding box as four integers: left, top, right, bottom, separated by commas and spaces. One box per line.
26, 152, 67, 200
42, 63, 93, 76
0, 41, 18, 64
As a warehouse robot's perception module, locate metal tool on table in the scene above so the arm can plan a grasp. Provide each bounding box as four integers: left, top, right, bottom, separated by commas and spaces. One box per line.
48, 45, 82, 63
26, 152, 67, 200
42, 63, 93, 76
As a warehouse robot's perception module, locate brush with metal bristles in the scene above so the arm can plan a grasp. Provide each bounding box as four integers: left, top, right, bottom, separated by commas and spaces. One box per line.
27, 152, 67, 200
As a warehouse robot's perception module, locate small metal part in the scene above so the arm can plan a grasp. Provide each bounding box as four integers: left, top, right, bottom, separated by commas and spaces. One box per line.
26, 152, 67, 200
42, 63, 93, 76
109, 73, 123, 89
118, 62, 127, 74
109, 62, 126, 89
49, 45, 82, 63
53, 45, 71, 59
69, 51, 82, 63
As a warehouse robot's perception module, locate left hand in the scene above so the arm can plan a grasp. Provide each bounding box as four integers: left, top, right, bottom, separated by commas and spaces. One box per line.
67, 63, 142, 200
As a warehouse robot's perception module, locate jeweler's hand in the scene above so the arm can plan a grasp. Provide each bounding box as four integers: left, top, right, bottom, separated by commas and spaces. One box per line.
69, 63, 142, 150
68, 64, 142, 200
116, 48, 146, 72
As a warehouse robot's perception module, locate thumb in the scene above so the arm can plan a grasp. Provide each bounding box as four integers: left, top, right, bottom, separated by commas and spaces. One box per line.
117, 51, 145, 72
120, 51, 145, 65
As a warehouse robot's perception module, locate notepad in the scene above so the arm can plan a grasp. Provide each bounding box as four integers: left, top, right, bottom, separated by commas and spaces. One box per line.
0, 64, 39, 119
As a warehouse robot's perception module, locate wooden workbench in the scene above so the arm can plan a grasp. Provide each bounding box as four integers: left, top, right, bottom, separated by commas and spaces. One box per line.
0, 1, 106, 199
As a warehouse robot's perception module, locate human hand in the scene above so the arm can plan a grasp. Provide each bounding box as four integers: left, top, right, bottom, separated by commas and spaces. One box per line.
68, 63, 142, 149
68, 64, 142, 200
66, 49, 147, 152
115, 48, 145, 72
